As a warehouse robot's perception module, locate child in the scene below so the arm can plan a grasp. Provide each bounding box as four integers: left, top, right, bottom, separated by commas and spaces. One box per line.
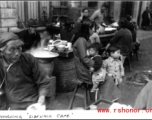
87, 43, 107, 92
103, 45, 124, 88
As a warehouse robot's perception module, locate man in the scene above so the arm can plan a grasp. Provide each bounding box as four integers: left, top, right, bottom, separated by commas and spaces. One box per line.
0, 32, 50, 110
90, 3, 108, 34
141, 7, 151, 30
16, 19, 41, 52
90, 2, 108, 24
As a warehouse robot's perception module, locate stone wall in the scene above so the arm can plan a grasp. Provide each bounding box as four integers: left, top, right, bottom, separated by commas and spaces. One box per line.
0, 2, 18, 32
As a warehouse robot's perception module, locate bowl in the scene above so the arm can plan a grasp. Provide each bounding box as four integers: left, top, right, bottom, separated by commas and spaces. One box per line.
27, 103, 46, 111
53, 40, 62, 46
62, 40, 68, 45
56, 45, 65, 52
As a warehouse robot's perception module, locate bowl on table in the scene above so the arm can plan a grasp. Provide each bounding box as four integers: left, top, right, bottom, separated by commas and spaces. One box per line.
61, 40, 68, 45
53, 40, 62, 47
56, 45, 65, 52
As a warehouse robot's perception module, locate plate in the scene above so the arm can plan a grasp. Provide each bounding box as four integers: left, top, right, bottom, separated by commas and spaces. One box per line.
105, 28, 117, 31
27, 49, 59, 58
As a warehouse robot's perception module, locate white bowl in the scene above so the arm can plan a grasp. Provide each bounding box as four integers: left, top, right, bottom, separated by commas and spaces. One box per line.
61, 40, 68, 45
56, 45, 65, 52
27, 103, 46, 111
53, 40, 62, 46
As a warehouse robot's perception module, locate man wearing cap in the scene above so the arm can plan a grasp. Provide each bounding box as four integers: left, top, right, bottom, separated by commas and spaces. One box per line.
0, 32, 50, 110
16, 19, 41, 52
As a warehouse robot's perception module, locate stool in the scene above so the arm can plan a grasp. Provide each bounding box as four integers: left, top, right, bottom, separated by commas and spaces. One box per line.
68, 79, 91, 110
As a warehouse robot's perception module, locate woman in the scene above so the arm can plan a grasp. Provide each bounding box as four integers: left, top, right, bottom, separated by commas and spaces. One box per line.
77, 8, 90, 23
107, 18, 133, 64
73, 20, 95, 84
73, 20, 121, 101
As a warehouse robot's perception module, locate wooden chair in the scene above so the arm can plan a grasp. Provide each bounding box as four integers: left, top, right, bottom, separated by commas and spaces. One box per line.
125, 54, 132, 72
68, 79, 92, 110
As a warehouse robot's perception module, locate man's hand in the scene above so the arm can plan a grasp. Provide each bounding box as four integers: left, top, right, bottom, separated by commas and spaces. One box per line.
37, 95, 45, 105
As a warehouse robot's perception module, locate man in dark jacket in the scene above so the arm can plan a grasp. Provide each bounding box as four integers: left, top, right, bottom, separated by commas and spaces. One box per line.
16, 19, 41, 52
141, 7, 151, 30
109, 18, 133, 64
0, 32, 50, 110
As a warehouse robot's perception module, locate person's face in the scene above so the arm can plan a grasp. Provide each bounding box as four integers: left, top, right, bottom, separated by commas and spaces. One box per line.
29, 27, 36, 34
83, 9, 89, 17
3, 40, 22, 63
101, 6, 106, 13
89, 27, 95, 36
111, 49, 121, 59
88, 48, 97, 57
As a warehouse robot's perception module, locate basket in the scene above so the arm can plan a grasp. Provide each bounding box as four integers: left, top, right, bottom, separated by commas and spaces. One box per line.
54, 57, 77, 92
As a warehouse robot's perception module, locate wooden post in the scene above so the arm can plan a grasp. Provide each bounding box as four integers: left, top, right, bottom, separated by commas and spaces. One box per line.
49, 1, 53, 23
24, 1, 28, 25
38, 1, 41, 22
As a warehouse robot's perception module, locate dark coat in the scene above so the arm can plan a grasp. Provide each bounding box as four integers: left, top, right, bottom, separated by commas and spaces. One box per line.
110, 28, 133, 56
141, 10, 150, 27
0, 53, 50, 110
73, 37, 94, 84
126, 21, 137, 42
16, 30, 41, 52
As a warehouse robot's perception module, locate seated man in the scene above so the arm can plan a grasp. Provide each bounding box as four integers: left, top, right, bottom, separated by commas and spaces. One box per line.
0, 32, 50, 110
134, 81, 152, 109
16, 19, 41, 52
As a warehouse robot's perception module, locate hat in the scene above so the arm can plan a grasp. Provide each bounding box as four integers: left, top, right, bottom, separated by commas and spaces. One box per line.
27, 19, 39, 27
0, 32, 20, 48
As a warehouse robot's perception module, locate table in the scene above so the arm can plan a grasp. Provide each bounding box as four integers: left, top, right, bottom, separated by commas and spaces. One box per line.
99, 33, 115, 47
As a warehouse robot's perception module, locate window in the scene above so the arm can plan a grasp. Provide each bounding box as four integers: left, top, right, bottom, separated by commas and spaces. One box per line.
120, 2, 134, 19
88, 2, 97, 8
60, 2, 68, 6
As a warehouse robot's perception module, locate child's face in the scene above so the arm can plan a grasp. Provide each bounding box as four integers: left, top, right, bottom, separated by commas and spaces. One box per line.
111, 49, 121, 59
88, 48, 97, 57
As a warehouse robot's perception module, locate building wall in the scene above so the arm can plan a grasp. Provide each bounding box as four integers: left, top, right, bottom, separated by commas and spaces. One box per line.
0, 1, 151, 32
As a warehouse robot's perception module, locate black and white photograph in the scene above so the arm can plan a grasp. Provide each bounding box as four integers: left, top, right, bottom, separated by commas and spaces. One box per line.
0, 0, 152, 118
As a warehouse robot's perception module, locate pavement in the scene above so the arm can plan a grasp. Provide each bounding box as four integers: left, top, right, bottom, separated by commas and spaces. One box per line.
137, 29, 152, 41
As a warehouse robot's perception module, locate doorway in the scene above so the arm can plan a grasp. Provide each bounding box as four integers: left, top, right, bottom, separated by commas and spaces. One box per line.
120, 2, 134, 19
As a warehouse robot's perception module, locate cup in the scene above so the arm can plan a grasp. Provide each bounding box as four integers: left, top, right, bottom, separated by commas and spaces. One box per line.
90, 105, 97, 110
67, 42, 72, 50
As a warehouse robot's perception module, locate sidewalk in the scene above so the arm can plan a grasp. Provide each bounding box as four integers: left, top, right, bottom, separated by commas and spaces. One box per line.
137, 29, 152, 41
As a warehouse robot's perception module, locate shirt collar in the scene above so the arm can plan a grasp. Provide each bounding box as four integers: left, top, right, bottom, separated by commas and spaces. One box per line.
109, 56, 119, 62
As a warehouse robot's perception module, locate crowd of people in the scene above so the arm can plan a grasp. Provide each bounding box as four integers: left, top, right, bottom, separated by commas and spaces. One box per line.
0, 2, 149, 111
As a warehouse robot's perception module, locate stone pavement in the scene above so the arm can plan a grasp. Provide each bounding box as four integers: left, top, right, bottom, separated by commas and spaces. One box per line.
137, 29, 152, 41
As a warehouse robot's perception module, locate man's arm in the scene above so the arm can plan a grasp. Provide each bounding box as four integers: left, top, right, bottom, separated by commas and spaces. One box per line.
90, 10, 98, 21
27, 54, 50, 105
